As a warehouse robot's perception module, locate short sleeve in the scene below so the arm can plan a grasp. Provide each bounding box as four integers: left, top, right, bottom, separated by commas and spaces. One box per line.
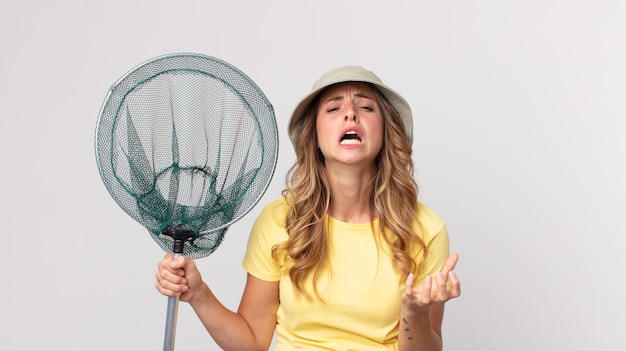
413, 204, 450, 283
242, 199, 288, 282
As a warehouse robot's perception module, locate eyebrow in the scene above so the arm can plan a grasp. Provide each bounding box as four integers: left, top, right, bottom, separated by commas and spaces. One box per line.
322, 92, 374, 104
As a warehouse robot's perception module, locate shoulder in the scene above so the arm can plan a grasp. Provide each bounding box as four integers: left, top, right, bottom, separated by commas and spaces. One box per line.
254, 197, 289, 228
414, 202, 448, 244
416, 202, 445, 228
248, 197, 290, 245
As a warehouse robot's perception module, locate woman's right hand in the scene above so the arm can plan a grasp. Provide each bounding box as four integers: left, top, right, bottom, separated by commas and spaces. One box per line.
156, 253, 205, 303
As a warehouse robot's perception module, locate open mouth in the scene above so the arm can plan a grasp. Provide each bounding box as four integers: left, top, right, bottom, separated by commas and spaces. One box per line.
340, 130, 362, 145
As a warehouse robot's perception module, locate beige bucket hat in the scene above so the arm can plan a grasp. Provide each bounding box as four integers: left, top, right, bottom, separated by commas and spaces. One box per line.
288, 65, 413, 148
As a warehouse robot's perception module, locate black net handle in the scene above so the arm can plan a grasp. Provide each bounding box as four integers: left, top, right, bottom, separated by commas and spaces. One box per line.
162, 228, 195, 255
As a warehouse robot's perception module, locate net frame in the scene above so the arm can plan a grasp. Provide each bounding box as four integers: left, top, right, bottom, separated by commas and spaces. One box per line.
94, 52, 278, 259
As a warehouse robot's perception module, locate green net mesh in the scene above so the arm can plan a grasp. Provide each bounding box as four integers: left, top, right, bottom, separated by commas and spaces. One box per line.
95, 53, 278, 259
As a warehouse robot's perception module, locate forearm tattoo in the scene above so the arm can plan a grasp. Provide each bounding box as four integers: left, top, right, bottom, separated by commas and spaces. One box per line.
402, 317, 414, 341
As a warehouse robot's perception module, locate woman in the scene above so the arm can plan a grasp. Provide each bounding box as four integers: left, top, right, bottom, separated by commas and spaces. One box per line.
156, 66, 461, 351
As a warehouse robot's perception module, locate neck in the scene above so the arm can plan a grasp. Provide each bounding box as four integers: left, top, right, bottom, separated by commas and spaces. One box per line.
325, 163, 376, 224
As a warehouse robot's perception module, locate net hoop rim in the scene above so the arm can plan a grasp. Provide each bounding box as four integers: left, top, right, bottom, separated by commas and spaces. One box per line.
94, 52, 279, 237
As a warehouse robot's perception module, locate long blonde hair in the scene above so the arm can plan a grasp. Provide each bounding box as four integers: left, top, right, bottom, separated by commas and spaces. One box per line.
273, 83, 425, 297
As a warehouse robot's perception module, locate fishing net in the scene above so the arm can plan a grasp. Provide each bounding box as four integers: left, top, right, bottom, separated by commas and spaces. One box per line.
95, 53, 278, 259
95, 52, 278, 351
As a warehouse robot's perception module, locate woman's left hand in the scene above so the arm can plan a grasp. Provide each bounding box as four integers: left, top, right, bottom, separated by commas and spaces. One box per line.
402, 253, 461, 314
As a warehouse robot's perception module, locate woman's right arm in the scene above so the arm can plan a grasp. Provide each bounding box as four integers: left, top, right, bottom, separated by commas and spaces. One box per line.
156, 254, 279, 351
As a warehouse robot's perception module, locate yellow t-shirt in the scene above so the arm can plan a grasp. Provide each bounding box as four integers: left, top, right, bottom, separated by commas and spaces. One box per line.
242, 198, 449, 351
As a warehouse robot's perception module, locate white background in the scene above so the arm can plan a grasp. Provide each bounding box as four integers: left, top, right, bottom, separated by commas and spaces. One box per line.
1, 1, 625, 350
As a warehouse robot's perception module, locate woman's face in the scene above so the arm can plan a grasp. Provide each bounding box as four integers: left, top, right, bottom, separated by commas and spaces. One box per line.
316, 82, 384, 167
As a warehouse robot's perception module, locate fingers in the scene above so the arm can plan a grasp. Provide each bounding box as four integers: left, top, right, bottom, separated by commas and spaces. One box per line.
155, 274, 187, 297
441, 253, 459, 278
156, 254, 190, 297
404, 273, 416, 295
436, 253, 461, 300
441, 253, 460, 299
420, 276, 433, 303
447, 271, 461, 298
406, 274, 432, 299
404, 253, 461, 306
432, 272, 449, 301
160, 253, 186, 271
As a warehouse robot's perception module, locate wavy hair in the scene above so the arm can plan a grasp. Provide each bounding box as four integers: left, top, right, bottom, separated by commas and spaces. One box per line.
273, 83, 426, 297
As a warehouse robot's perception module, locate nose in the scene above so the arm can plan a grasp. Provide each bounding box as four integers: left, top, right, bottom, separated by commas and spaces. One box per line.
344, 101, 358, 122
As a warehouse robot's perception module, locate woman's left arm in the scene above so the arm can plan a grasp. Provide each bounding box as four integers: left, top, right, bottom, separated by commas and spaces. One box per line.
398, 253, 461, 351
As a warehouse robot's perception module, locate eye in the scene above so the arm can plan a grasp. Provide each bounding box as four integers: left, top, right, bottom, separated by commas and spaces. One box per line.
326, 104, 341, 112
354, 97, 376, 112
